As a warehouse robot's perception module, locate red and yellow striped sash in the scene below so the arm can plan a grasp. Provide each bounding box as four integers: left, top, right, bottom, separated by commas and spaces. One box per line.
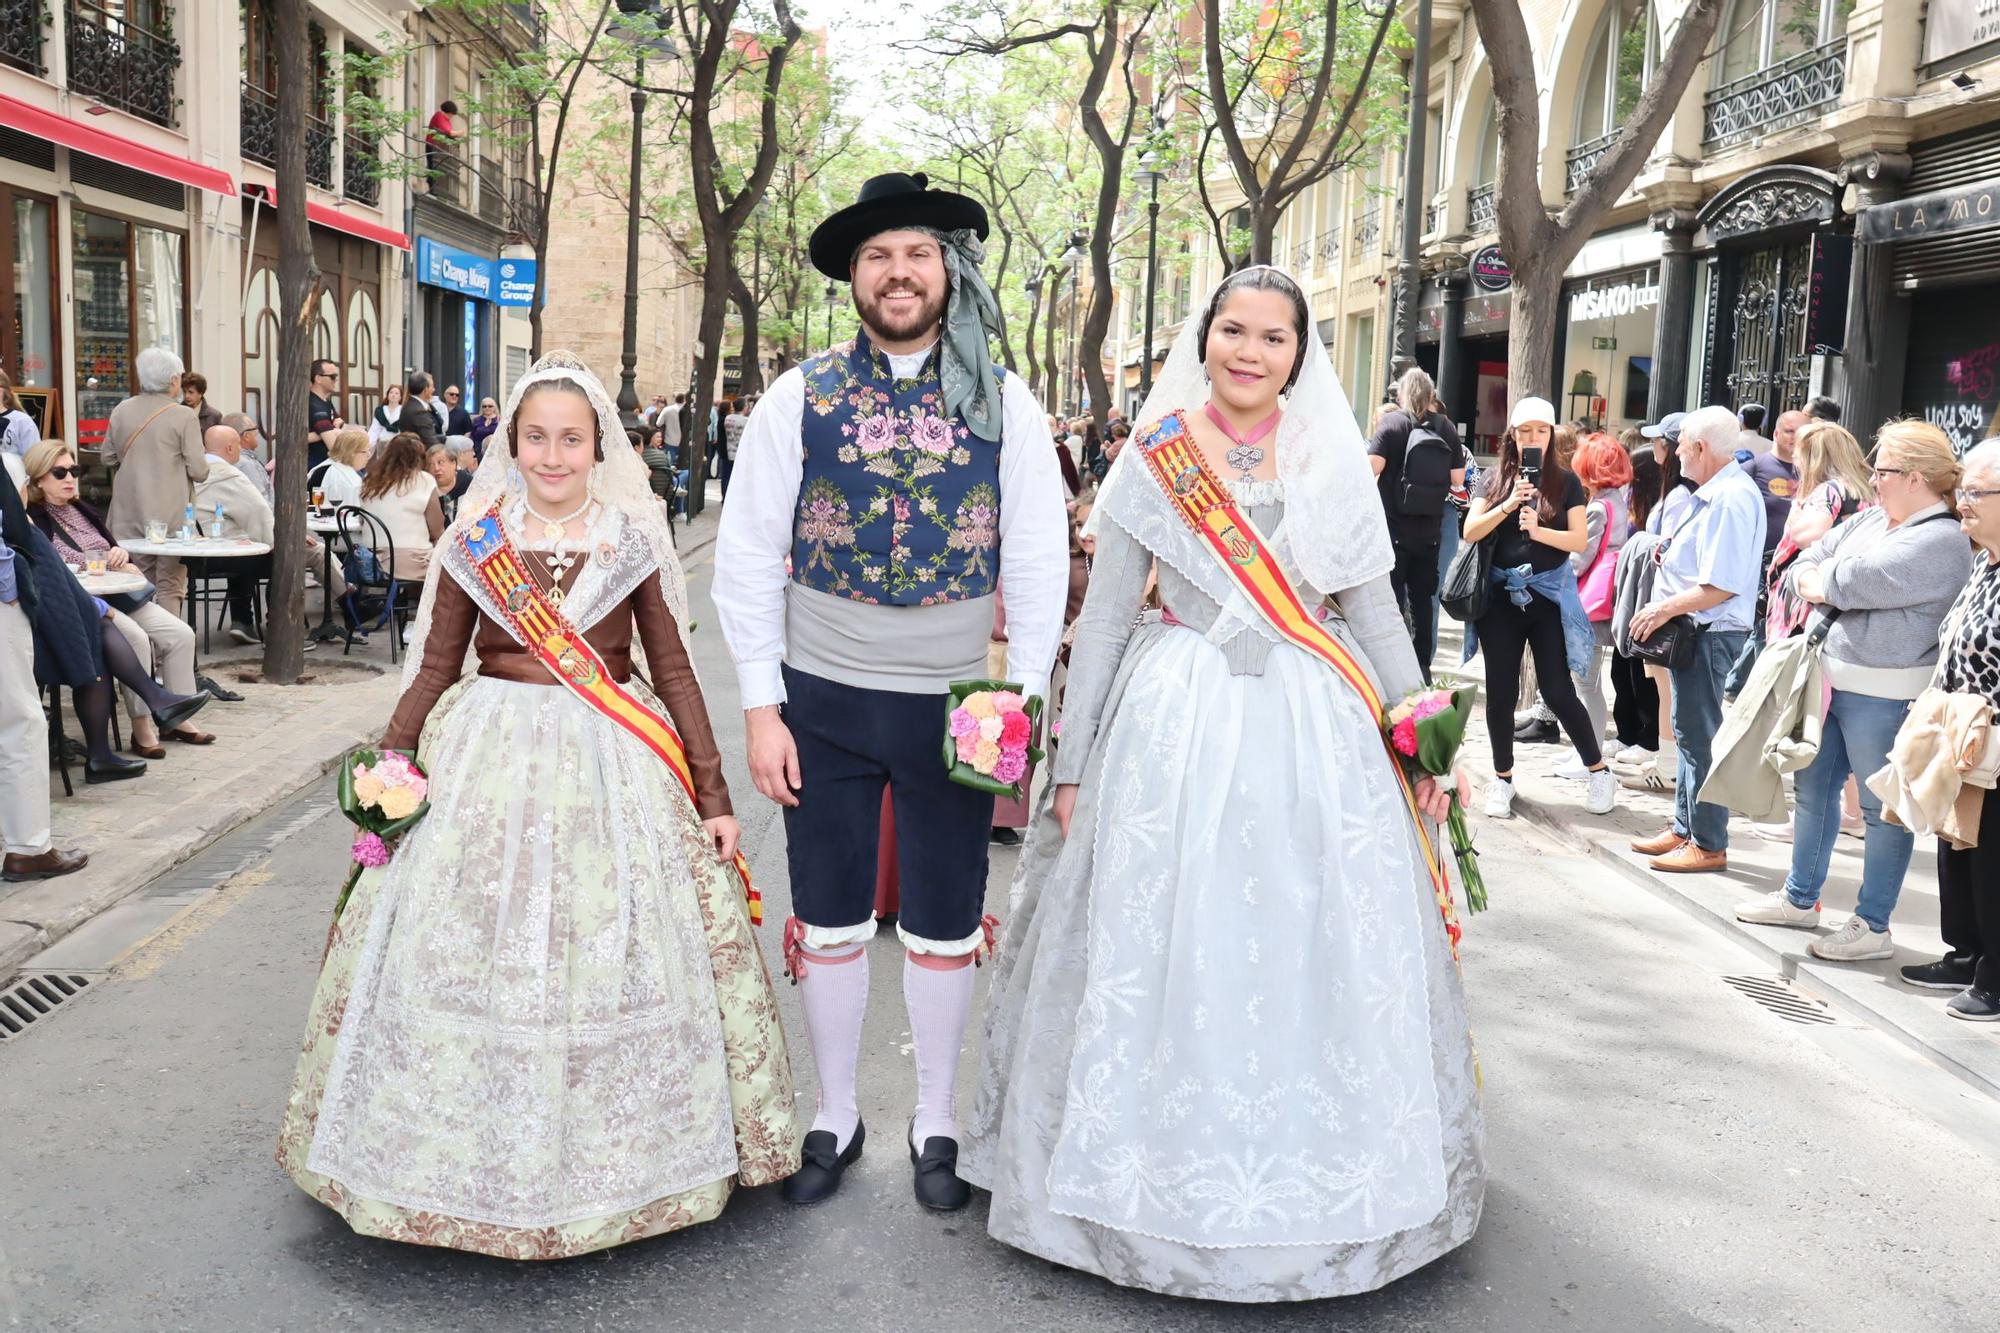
459, 504, 762, 924
1139, 412, 1460, 954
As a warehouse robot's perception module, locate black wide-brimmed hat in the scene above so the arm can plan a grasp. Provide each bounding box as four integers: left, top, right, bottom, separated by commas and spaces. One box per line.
809, 172, 989, 282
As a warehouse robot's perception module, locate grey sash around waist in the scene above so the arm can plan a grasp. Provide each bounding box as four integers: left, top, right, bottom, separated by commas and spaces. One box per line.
784, 582, 995, 696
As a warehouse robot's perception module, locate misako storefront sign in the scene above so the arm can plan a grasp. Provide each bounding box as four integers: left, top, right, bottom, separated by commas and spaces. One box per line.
1859, 181, 2000, 243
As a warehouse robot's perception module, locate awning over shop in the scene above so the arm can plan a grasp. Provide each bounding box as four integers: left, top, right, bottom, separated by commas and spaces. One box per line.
0, 93, 235, 196
244, 186, 411, 251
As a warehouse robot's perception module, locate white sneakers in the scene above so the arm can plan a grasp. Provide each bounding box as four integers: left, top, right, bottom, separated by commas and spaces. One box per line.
1554, 751, 1592, 781
1809, 915, 1894, 962
1483, 777, 1516, 820
1611, 744, 1657, 767
1734, 891, 1821, 928
1585, 767, 1618, 815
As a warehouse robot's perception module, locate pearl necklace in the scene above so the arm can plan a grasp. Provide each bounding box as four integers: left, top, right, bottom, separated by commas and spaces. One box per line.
525, 496, 594, 544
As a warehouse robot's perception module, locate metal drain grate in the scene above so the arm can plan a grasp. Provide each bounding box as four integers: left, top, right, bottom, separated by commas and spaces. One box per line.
0, 973, 94, 1041
1723, 974, 1839, 1026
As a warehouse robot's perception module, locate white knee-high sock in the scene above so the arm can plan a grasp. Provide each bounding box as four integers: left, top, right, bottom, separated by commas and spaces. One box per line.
904, 953, 976, 1148
797, 945, 867, 1151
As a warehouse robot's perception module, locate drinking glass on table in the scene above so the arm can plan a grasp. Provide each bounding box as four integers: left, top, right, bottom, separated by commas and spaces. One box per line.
311, 487, 326, 510
145, 519, 168, 543
86, 556, 107, 577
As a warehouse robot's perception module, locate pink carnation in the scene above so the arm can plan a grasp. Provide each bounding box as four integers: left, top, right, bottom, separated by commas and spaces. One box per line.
956, 734, 981, 762
1412, 693, 1451, 721
992, 751, 1028, 785
351, 831, 392, 867
989, 690, 1025, 713
948, 707, 979, 738
1000, 711, 1032, 747
1391, 716, 1419, 758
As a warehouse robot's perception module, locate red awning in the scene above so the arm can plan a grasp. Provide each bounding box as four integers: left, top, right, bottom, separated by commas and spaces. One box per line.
0, 93, 235, 196
246, 186, 411, 251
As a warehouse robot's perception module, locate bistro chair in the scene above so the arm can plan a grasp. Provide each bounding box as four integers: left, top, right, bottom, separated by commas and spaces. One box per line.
332, 506, 412, 665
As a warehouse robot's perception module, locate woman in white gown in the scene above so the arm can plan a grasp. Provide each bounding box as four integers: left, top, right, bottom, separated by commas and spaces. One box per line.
278, 352, 798, 1258
961, 268, 1484, 1301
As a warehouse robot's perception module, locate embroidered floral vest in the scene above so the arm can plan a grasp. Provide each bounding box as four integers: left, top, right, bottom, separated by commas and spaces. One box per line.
792, 332, 1003, 606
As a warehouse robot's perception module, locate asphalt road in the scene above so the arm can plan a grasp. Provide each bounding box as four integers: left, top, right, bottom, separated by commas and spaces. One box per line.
4, 553, 1999, 1333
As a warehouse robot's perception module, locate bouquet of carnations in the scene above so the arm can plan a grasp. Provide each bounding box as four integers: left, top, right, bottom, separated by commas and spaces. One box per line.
1386, 684, 1488, 912
943, 680, 1044, 800
333, 747, 430, 922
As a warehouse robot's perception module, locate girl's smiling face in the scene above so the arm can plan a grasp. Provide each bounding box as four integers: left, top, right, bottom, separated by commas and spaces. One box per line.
511, 384, 598, 512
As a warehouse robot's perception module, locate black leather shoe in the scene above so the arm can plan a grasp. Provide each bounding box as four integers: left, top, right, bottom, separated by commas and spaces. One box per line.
85, 755, 147, 783
989, 826, 1022, 847
197, 674, 245, 703
909, 1127, 972, 1212
782, 1120, 864, 1204
150, 691, 211, 735
1514, 716, 1560, 744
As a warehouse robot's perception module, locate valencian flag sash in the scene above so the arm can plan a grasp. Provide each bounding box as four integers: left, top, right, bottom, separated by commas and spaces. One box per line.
1138, 412, 1462, 955
460, 503, 762, 924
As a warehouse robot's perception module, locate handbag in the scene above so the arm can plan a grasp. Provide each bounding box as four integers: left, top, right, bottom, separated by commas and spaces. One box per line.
1627, 612, 1702, 670
1440, 532, 1493, 623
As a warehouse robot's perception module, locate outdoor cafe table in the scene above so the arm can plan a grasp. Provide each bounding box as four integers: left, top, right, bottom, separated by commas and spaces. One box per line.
120, 535, 274, 662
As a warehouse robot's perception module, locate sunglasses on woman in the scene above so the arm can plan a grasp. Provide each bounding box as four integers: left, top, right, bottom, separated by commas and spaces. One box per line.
44, 465, 78, 480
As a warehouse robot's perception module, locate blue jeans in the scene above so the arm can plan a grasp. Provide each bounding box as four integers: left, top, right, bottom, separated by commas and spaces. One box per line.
1782, 689, 1915, 932
1431, 507, 1461, 666
1670, 628, 1747, 851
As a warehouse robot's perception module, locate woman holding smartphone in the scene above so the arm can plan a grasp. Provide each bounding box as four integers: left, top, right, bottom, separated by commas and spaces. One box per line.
1462, 396, 1616, 819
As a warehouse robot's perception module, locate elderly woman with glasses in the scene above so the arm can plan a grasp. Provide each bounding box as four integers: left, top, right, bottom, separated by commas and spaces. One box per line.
469, 394, 501, 461
1897, 440, 2000, 1021
1734, 420, 1972, 960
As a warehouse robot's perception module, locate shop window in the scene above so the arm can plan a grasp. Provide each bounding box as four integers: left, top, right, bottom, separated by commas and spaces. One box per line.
242, 266, 279, 437
6, 192, 57, 394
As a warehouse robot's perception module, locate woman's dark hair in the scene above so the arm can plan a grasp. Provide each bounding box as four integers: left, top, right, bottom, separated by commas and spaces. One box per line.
1481, 422, 1578, 527
1109, 419, 1132, 440
360, 432, 429, 500
1196, 267, 1310, 393
1627, 448, 1663, 531
505, 378, 605, 462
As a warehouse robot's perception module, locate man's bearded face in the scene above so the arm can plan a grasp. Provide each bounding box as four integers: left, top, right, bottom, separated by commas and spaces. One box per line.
851, 230, 949, 344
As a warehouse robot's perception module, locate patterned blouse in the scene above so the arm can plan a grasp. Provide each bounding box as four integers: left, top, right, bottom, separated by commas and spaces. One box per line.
46, 501, 111, 556
1936, 553, 2000, 710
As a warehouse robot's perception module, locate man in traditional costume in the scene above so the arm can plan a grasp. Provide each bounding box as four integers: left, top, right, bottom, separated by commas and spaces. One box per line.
715, 173, 1068, 1210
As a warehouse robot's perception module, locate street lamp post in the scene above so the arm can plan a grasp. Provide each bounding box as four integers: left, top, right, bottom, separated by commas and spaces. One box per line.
1135, 151, 1164, 409
613, 0, 667, 432
1391, 0, 1434, 381
823, 279, 839, 346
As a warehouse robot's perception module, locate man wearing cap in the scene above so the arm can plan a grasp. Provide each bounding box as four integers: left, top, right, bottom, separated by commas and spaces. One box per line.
714, 172, 1068, 1211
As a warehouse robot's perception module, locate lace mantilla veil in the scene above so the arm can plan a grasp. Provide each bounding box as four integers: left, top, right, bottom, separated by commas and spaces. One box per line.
1092, 263, 1395, 595
397, 350, 692, 692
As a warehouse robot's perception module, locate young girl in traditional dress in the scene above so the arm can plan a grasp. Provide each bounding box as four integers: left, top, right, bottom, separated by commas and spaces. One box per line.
962, 268, 1484, 1301
278, 352, 797, 1258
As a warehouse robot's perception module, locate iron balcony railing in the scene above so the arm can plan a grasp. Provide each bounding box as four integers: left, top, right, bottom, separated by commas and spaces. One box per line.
509, 178, 541, 239
1425, 197, 1444, 234
240, 83, 333, 188
1703, 39, 1847, 149
1466, 182, 1497, 235
1352, 198, 1382, 251
477, 156, 504, 225
1, 0, 44, 74
343, 134, 379, 207
1565, 130, 1619, 195
66, 0, 178, 127
1316, 227, 1340, 265
426, 146, 463, 208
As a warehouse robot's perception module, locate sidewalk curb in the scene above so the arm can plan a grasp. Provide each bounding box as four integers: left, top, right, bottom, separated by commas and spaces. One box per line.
1487, 771, 2000, 1104
0, 747, 354, 981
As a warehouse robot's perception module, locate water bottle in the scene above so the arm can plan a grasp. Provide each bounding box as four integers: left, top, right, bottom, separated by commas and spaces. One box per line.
213, 502, 225, 538
181, 502, 195, 541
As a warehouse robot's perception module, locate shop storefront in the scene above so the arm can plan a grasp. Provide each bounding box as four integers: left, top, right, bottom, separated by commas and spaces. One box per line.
1559, 268, 1658, 430
72, 207, 187, 433
240, 197, 402, 438
1862, 124, 2000, 453
408, 237, 534, 404
1459, 249, 1514, 453
1684, 165, 1848, 415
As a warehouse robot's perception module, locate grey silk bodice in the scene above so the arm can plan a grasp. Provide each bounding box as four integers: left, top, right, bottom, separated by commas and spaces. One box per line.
1055, 477, 1425, 784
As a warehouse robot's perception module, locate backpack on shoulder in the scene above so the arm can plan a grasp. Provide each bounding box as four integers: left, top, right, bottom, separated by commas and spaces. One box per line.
1396, 417, 1454, 518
